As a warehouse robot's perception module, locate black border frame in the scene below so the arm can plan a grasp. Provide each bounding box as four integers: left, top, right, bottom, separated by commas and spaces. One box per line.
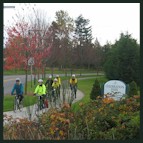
1, 1, 142, 143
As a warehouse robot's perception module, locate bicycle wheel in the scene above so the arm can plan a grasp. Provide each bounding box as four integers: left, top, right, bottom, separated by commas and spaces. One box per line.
53, 91, 57, 107
41, 98, 46, 114
35, 99, 40, 116
13, 97, 18, 112
70, 89, 75, 106
19, 100, 23, 112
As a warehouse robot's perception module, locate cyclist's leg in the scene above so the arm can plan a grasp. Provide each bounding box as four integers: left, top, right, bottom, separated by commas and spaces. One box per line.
14, 95, 17, 111
17, 95, 21, 104
52, 90, 54, 102
58, 85, 61, 97
39, 96, 43, 109
56, 89, 58, 98
19, 95, 24, 103
74, 86, 77, 98
42, 95, 46, 108
53, 90, 57, 106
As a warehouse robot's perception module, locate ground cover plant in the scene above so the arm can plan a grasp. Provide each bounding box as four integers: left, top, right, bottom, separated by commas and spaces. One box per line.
3, 95, 140, 140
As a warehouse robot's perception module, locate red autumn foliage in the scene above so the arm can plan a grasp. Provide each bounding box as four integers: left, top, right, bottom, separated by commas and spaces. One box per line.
4, 22, 52, 73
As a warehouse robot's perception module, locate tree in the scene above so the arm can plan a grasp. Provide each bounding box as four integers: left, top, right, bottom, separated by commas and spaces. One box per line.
4, 4, 52, 92
92, 38, 104, 73
102, 41, 112, 66
4, 20, 51, 93
22, 6, 52, 79
90, 79, 101, 100
104, 32, 140, 85
74, 15, 93, 72
128, 81, 138, 97
48, 10, 74, 75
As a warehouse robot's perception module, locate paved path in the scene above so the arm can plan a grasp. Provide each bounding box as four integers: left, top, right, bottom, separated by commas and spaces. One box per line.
3, 89, 84, 125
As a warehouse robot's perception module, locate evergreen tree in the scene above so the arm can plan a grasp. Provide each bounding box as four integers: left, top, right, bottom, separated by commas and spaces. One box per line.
74, 15, 93, 68
129, 81, 138, 97
90, 79, 101, 100
104, 32, 140, 85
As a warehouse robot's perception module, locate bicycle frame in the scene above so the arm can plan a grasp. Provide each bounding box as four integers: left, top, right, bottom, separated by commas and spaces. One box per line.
52, 89, 57, 107
13, 94, 23, 112
69, 85, 77, 106
34, 94, 45, 116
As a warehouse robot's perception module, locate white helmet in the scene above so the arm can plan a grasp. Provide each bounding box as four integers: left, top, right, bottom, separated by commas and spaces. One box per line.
72, 74, 75, 78
16, 78, 20, 81
54, 78, 58, 82
38, 79, 43, 83
49, 75, 52, 78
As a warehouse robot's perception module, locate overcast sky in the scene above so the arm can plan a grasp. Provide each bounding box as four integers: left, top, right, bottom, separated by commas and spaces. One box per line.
4, 3, 140, 46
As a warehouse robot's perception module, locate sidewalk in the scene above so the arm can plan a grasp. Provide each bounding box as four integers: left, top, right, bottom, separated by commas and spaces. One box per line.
3, 89, 84, 125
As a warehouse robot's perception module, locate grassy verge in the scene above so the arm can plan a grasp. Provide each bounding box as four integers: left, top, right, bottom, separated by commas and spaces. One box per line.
71, 76, 108, 112
3, 95, 37, 112
4, 68, 104, 75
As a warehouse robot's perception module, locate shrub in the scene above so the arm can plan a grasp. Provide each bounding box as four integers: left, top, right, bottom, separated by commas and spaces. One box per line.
128, 81, 138, 97
90, 79, 101, 100
3, 96, 140, 140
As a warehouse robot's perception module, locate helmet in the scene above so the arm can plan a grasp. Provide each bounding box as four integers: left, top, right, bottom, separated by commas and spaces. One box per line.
54, 78, 58, 82
72, 74, 75, 77
38, 79, 43, 83
56, 75, 59, 77
16, 78, 20, 82
49, 75, 52, 78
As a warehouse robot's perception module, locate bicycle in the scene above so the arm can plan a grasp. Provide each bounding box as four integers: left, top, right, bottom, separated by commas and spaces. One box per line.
69, 85, 77, 106
52, 89, 57, 107
34, 94, 46, 116
13, 94, 23, 112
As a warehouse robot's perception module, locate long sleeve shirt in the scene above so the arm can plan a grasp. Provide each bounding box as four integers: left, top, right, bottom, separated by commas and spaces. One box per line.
34, 84, 46, 96
11, 83, 23, 95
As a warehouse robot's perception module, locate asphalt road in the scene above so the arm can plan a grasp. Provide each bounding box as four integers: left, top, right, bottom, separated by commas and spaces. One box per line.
3, 73, 101, 95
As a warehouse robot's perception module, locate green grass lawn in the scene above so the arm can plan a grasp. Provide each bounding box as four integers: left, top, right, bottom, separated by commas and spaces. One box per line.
4, 68, 103, 75
72, 76, 108, 112
3, 95, 37, 112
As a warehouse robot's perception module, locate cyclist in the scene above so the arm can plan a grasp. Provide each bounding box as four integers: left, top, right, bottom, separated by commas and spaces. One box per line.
52, 78, 59, 98
56, 75, 61, 97
33, 79, 46, 108
45, 75, 53, 93
45, 75, 53, 101
69, 74, 78, 98
11, 78, 24, 103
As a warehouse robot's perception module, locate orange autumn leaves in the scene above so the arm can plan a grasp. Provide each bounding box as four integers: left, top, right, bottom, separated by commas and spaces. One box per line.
3, 95, 140, 140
